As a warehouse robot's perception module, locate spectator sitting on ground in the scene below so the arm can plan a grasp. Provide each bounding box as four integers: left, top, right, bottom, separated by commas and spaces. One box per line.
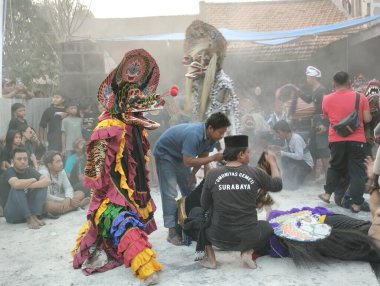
38, 91, 66, 151
64, 138, 85, 178
2, 78, 34, 99
1, 130, 23, 171
20, 125, 38, 169
69, 150, 91, 199
39, 151, 89, 217
8, 103, 28, 132
3, 147, 50, 229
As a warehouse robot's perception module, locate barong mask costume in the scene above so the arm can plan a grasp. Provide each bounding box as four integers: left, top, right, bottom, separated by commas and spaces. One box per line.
72, 49, 166, 281
268, 207, 380, 265
183, 20, 240, 134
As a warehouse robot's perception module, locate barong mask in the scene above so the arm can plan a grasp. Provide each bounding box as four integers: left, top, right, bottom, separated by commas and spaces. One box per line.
352, 75, 380, 97
269, 210, 331, 242
182, 20, 227, 80
97, 49, 165, 130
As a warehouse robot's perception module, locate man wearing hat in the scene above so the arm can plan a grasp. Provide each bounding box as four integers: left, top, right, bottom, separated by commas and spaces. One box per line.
199, 135, 282, 269
299, 66, 331, 182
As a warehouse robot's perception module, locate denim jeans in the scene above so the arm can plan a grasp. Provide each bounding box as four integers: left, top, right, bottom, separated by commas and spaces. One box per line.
155, 157, 192, 228
4, 187, 47, 223
324, 141, 366, 205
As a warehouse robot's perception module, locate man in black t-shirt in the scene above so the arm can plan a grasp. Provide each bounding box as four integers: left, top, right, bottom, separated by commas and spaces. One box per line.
199, 135, 282, 269
39, 92, 66, 151
3, 147, 51, 229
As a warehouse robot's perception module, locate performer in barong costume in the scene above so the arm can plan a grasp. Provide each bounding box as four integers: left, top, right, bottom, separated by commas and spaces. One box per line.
71, 49, 168, 285
183, 20, 240, 135
182, 136, 380, 269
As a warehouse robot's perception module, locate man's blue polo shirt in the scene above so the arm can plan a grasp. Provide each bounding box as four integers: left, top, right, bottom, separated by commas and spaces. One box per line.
153, 122, 216, 162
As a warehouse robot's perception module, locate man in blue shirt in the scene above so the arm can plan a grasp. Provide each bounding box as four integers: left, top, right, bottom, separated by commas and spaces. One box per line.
153, 112, 231, 245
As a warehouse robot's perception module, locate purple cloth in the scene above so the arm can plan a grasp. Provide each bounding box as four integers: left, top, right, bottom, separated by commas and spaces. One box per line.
267, 206, 334, 258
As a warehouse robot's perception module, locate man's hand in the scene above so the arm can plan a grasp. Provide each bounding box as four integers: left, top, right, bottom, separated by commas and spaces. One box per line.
188, 173, 197, 188
212, 152, 223, 162
316, 124, 327, 134
265, 151, 278, 164
62, 198, 71, 211
71, 197, 81, 208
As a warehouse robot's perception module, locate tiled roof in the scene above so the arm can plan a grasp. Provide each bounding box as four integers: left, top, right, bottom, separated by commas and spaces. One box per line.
199, 0, 351, 61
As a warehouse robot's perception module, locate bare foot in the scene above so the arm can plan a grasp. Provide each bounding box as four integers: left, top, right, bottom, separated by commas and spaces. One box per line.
241, 250, 257, 269
26, 216, 40, 229
32, 215, 46, 226
199, 258, 217, 269
144, 272, 159, 285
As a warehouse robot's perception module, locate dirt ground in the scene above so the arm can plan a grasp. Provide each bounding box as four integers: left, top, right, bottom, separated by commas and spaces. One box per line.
0, 185, 378, 286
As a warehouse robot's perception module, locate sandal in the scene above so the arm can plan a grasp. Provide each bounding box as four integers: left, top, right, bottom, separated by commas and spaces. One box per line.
318, 194, 330, 204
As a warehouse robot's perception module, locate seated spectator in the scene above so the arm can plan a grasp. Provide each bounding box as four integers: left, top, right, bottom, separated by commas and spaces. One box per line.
1, 130, 23, 171
69, 152, 91, 198
39, 151, 89, 216
20, 125, 39, 169
64, 138, 85, 178
2, 78, 34, 99
272, 120, 314, 190
8, 103, 28, 132
3, 147, 50, 229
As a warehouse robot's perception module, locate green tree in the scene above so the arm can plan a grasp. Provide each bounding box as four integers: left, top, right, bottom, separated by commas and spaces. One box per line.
3, 0, 59, 86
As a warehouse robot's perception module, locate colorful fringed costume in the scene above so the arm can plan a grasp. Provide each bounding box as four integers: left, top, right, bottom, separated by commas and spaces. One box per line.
72, 49, 165, 281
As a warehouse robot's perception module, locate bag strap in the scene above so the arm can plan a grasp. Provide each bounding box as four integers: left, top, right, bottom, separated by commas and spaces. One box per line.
354, 92, 360, 112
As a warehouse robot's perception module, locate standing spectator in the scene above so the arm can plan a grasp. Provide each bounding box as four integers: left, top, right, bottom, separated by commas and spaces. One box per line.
79, 98, 98, 141
299, 66, 331, 182
3, 147, 50, 229
8, 103, 28, 132
318, 71, 372, 212
273, 120, 314, 190
2, 78, 34, 99
61, 100, 82, 157
1, 130, 23, 171
267, 102, 288, 128
39, 151, 89, 216
39, 91, 66, 151
153, 112, 230, 245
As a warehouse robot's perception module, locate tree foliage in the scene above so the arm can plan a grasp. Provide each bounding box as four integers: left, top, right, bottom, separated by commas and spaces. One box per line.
3, 0, 59, 85
3, 0, 92, 86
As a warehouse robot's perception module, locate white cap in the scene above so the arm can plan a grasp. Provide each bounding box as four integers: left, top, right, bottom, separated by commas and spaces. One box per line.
306, 66, 321, 77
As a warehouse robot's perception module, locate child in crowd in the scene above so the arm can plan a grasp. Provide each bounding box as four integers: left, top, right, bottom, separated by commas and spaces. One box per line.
0, 130, 23, 170
64, 138, 85, 178
8, 103, 28, 132
39, 91, 66, 151
61, 100, 82, 157
79, 98, 98, 141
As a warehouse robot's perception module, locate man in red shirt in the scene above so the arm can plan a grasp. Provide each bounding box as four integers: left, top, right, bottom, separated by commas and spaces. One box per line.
318, 71, 372, 212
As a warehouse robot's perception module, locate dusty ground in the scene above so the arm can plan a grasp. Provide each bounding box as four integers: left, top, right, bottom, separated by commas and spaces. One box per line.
0, 184, 378, 286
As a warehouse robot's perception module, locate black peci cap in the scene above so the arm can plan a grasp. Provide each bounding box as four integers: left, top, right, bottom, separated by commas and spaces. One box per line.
224, 135, 248, 148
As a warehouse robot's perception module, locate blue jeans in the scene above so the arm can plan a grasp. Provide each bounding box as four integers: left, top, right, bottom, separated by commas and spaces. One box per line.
4, 188, 47, 223
155, 157, 192, 228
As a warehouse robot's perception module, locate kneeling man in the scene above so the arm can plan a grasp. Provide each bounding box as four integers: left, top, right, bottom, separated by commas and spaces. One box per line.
200, 135, 282, 268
